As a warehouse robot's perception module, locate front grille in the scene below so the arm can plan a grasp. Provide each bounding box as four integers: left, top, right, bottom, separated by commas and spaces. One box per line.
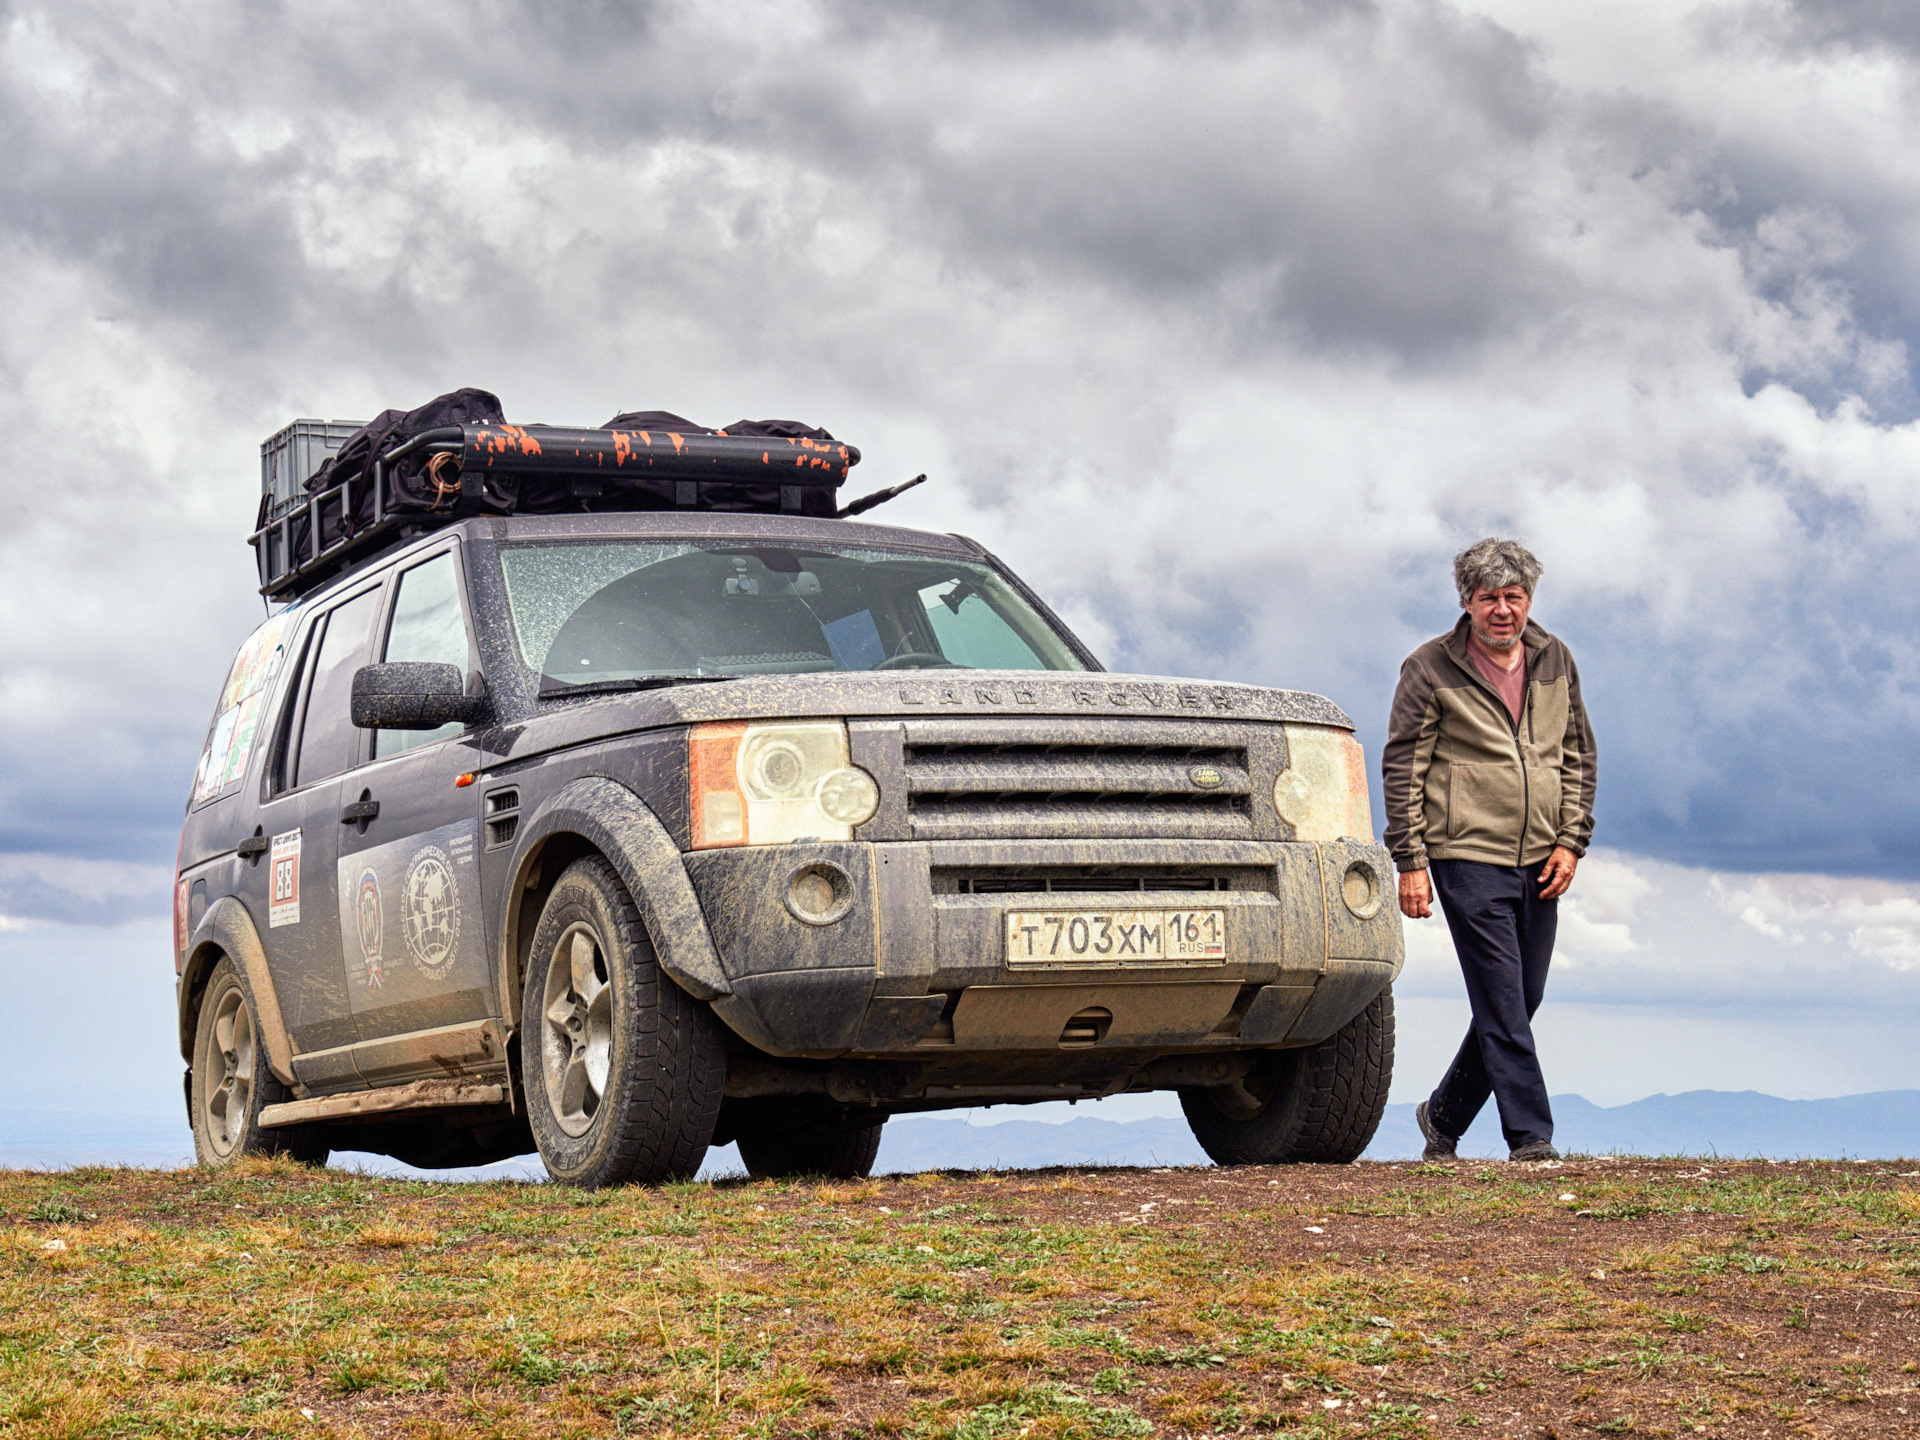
940, 868, 1246, 895
905, 740, 1254, 841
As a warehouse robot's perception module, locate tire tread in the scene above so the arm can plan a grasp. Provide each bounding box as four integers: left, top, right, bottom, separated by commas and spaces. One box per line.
1179, 990, 1394, 1166
737, 1121, 883, 1180
190, 957, 329, 1169
525, 857, 725, 1187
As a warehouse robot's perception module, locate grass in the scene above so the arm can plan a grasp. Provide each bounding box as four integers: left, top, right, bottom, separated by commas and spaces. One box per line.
0, 1156, 1917, 1436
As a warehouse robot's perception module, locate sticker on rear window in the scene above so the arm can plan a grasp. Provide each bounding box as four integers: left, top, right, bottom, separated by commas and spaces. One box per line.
269, 829, 301, 927
195, 605, 301, 806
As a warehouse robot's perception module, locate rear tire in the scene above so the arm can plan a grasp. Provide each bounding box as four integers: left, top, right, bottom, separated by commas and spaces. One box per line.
737, 1117, 884, 1180
189, 957, 329, 1168
1180, 990, 1393, 1165
521, 857, 726, 1187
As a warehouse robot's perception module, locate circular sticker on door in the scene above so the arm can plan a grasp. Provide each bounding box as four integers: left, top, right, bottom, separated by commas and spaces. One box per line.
356, 868, 385, 990
402, 845, 461, 976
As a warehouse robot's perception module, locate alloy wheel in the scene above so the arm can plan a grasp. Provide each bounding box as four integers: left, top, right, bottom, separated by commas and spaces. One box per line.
202, 985, 256, 1157
541, 922, 614, 1137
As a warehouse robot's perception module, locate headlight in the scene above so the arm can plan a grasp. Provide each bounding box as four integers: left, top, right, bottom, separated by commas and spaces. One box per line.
1272, 725, 1374, 843
690, 720, 881, 849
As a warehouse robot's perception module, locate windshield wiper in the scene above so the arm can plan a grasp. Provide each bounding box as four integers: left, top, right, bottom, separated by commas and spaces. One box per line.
541, 674, 743, 698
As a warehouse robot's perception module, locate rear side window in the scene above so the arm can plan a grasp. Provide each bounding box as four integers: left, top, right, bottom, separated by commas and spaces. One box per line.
192, 605, 303, 807
375, 552, 472, 759
294, 588, 382, 788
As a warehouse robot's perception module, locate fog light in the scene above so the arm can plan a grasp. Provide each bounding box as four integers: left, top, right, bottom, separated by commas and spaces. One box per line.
1341, 860, 1382, 919
786, 861, 855, 926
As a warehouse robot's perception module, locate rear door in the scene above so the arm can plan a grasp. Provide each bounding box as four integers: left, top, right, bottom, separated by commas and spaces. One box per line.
334, 544, 497, 1080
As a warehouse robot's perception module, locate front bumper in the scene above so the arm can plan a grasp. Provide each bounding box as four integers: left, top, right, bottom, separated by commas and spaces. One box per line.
684, 837, 1403, 1060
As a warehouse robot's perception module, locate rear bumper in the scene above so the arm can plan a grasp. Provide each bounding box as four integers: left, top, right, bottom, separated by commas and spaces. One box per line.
684, 837, 1402, 1060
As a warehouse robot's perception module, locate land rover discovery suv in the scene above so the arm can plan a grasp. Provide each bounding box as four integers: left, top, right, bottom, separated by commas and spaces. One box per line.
175, 414, 1401, 1185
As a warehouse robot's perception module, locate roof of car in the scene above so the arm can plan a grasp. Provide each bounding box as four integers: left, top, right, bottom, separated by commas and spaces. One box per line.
281, 511, 982, 613
480, 510, 980, 553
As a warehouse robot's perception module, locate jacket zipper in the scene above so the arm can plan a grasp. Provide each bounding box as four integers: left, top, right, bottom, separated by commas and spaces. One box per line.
1453, 629, 1535, 867
1517, 688, 1530, 867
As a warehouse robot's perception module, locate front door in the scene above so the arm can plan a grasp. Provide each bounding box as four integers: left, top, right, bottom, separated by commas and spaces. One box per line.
335, 545, 497, 1083
250, 581, 386, 1085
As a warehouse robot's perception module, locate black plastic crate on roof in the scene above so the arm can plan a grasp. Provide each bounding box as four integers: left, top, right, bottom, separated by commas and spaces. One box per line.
249, 421, 868, 600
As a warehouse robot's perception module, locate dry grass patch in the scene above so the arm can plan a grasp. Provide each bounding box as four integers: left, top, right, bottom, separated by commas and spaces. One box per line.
355, 1217, 441, 1248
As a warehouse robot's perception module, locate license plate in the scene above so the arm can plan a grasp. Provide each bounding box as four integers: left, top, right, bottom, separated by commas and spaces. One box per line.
1004, 909, 1228, 966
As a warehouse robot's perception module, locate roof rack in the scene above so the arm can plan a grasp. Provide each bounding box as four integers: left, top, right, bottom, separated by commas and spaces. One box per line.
249, 423, 861, 600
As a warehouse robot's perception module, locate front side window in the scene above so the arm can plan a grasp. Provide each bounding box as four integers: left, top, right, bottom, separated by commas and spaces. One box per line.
375, 552, 472, 758
294, 587, 382, 788
499, 541, 1087, 694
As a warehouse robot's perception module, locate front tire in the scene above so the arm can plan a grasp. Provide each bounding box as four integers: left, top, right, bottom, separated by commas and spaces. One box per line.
737, 1114, 884, 1180
521, 857, 726, 1187
1180, 990, 1394, 1165
189, 957, 328, 1168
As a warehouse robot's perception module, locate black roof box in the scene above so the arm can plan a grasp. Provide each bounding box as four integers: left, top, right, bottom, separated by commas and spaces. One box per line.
250, 396, 862, 599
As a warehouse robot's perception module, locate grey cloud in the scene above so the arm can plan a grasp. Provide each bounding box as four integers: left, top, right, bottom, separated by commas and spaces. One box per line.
722, 2, 1559, 355
824, 0, 1312, 44
1397, 849, 1920, 1015
0, 855, 172, 927
1786, 0, 1920, 52
19, 1, 1567, 357
0, 0, 1804, 374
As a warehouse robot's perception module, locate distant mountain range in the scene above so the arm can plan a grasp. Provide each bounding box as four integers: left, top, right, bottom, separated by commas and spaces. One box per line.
873, 1090, 1920, 1172
1369, 1089, 1920, 1163
3, 1089, 1915, 1176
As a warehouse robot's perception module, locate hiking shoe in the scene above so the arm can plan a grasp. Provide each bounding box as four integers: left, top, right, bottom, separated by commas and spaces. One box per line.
1509, 1141, 1561, 1162
1415, 1101, 1457, 1162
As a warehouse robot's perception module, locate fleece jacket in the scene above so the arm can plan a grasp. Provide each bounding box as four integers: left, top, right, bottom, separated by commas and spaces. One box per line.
1381, 614, 1597, 873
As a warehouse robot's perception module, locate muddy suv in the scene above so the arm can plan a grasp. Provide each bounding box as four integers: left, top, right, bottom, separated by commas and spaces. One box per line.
176, 420, 1401, 1184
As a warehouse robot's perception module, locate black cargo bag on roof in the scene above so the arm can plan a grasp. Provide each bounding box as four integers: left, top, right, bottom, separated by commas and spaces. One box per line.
600, 412, 840, 444
308, 387, 505, 525
475, 412, 854, 520
254, 394, 861, 595
260, 388, 506, 584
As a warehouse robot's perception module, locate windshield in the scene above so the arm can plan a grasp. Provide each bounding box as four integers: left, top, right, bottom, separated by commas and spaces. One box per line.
500, 540, 1088, 694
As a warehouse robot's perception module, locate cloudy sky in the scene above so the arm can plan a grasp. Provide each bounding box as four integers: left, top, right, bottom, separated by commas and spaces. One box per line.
5, 0, 1920, 1136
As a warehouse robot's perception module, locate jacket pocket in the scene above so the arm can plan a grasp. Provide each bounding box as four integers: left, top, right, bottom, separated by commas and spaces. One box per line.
1446, 762, 1524, 850
1529, 678, 1570, 753
1525, 763, 1561, 855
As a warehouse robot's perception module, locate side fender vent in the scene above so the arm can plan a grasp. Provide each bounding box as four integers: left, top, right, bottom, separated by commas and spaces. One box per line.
485, 788, 521, 850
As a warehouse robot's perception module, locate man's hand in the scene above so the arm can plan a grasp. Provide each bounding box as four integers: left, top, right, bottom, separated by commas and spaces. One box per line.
1539, 846, 1579, 900
1398, 868, 1433, 920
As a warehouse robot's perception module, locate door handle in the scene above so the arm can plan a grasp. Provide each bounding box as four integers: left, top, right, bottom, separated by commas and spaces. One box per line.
340, 799, 381, 825
235, 835, 269, 858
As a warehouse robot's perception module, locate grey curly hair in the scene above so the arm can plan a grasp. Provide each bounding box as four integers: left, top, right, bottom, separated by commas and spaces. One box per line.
1454, 537, 1543, 603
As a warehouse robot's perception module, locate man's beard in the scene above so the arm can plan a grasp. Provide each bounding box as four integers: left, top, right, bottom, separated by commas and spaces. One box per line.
1471, 622, 1521, 652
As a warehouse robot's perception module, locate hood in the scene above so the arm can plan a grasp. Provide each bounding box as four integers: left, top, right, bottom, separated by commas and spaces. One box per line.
488, 670, 1354, 765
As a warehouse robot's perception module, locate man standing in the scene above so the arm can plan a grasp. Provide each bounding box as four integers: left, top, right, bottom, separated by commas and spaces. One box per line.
1382, 539, 1596, 1163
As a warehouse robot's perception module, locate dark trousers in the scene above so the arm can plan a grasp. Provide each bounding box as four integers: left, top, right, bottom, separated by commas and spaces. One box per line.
1427, 857, 1557, 1149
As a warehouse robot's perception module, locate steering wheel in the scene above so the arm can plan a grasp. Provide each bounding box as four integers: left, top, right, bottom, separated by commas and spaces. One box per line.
873, 652, 958, 670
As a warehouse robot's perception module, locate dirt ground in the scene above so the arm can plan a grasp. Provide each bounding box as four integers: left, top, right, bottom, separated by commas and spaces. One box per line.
2, 1155, 1916, 1438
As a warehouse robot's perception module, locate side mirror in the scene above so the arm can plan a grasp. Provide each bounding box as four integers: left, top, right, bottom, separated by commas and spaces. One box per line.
350, 663, 489, 730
